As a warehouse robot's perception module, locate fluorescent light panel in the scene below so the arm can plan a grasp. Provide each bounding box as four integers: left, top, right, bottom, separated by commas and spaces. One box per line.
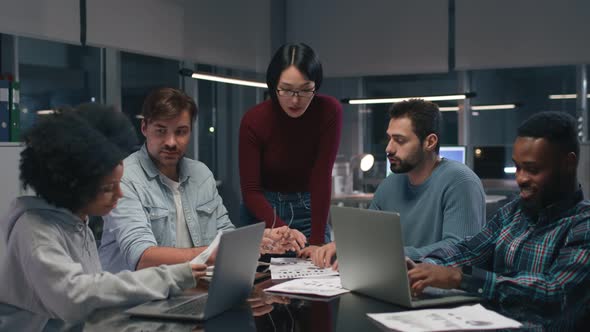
348, 94, 468, 105
549, 93, 590, 100
439, 106, 460, 112
472, 104, 516, 110
439, 104, 516, 112
191, 73, 267, 88
504, 167, 516, 174
37, 110, 55, 115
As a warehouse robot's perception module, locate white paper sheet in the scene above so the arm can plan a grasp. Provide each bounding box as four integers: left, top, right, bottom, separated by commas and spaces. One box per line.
269, 257, 339, 280
367, 304, 522, 332
265, 276, 350, 297
190, 232, 222, 265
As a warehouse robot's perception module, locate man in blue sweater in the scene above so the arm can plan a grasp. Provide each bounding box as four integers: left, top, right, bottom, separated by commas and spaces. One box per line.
303, 99, 486, 266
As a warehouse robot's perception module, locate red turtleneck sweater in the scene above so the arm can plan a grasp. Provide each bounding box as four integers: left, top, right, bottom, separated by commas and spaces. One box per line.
239, 94, 342, 245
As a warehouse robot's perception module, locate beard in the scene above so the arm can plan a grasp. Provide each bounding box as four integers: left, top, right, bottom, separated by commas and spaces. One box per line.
388, 149, 425, 174
519, 173, 564, 218
519, 196, 543, 218
389, 158, 416, 174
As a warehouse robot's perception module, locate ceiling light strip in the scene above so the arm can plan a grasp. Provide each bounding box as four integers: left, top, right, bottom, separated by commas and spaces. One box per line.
347, 94, 469, 105
549, 93, 590, 100
472, 104, 516, 110
190, 73, 267, 88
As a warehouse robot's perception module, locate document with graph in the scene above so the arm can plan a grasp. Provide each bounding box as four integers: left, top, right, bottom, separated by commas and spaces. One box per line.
269, 257, 339, 280
265, 276, 349, 297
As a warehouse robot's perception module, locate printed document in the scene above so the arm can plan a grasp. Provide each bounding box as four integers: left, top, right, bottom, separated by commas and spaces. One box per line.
367, 304, 522, 332
265, 276, 349, 297
270, 257, 339, 279
190, 232, 222, 265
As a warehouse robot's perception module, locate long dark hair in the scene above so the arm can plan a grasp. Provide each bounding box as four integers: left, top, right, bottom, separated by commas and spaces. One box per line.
266, 43, 323, 104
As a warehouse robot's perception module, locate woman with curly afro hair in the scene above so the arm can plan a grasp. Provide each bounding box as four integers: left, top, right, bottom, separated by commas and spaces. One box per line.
0, 105, 206, 328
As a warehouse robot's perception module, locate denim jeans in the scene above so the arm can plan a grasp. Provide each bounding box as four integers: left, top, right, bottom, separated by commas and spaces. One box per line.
240, 191, 331, 243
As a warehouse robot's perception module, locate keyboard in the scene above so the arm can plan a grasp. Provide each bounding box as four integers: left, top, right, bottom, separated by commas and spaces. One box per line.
165, 295, 208, 315
412, 287, 472, 301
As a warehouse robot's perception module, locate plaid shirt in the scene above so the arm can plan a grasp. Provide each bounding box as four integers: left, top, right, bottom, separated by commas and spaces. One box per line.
423, 189, 590, 314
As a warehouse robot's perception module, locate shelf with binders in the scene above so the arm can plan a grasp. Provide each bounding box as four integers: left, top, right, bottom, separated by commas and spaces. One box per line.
0, 75, 20, 143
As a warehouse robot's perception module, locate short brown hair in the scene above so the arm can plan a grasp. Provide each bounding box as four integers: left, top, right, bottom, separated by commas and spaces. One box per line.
141, 87, 198, 124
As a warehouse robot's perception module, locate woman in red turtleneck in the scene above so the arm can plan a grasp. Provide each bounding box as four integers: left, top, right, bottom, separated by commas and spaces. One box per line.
239, 43, 342, 249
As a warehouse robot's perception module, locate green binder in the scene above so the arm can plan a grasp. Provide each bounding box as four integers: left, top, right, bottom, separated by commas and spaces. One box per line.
8, 81, 20, 142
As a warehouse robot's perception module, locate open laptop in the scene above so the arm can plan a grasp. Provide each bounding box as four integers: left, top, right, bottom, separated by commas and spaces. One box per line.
331, 206, 480, 308
125, 222, 265, 320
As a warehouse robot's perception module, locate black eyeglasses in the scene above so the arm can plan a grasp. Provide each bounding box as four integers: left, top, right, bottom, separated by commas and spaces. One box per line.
276, 89, 316, 98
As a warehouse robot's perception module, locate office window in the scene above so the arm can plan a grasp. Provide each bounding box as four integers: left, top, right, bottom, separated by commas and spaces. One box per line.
193, 64, 263, 178
364, 72, 461, 161
194, 64, 217, 174
121, 52, 180, 140
470, 66, 577, 179
18, 37, 101, 133
359, 65, 578, 181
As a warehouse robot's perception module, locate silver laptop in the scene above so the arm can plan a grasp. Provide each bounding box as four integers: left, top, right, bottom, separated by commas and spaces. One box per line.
331, 206, 480, 308
125, 222, 265, 320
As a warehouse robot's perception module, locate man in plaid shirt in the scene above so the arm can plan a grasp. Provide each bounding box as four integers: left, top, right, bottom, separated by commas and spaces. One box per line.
408, 111, 590, 323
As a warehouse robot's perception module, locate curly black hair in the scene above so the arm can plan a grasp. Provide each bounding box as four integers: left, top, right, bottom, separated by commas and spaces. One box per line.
20, 104, 137, 213
69, 103, 140, 154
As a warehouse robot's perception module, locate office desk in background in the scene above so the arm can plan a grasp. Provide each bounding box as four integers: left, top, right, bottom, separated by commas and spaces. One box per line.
331, 193, 507, 207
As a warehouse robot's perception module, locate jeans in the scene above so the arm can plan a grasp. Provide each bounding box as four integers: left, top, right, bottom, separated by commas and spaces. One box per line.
240, 191, 331, 243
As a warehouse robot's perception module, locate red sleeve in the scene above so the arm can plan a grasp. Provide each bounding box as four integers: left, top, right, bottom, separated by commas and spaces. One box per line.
238, 110, 287, 228
308, 98, 343, 244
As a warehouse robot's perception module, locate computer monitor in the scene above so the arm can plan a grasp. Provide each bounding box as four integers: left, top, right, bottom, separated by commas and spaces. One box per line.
439, 146, 466, 164
386, 146, 466, 177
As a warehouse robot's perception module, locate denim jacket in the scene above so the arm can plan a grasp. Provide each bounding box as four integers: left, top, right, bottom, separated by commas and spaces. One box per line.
99, 145, 235, 272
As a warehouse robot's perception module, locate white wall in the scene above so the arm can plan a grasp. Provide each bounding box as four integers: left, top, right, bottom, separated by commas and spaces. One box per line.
456, 0, 590, 70
0, 144, 24, 217
86, 0, 185, 60
0, 0, 79, 44
184, 0, 272, 73
286, 0, 449, 77
2, 1, 590, 75
0, 0, 272, 72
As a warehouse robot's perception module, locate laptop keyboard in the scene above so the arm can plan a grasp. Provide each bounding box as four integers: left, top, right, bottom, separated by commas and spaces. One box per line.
412, 287, 470, 301
165, 295, 208, 315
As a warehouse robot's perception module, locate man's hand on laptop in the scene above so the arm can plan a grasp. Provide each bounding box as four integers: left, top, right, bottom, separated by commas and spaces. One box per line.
299, 242, 338, 270
407, 263, 462, 296
405, 256, 417, 270
189, 263, 207, 281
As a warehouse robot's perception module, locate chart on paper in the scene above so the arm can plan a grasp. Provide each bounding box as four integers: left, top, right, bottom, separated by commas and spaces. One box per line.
270, 257, 339, 280
265, 276, 349, 297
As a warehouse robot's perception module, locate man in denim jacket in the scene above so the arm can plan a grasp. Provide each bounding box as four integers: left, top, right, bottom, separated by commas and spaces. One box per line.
99, 88, 235, 272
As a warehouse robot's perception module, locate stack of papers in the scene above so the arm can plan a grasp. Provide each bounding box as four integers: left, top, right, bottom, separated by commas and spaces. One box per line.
367, 304, 522, 331
269, 257, 339, 280
265, 276, 350, 297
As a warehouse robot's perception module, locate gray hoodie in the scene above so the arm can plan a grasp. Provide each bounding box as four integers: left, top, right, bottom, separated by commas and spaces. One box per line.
0, 196, 196, 326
